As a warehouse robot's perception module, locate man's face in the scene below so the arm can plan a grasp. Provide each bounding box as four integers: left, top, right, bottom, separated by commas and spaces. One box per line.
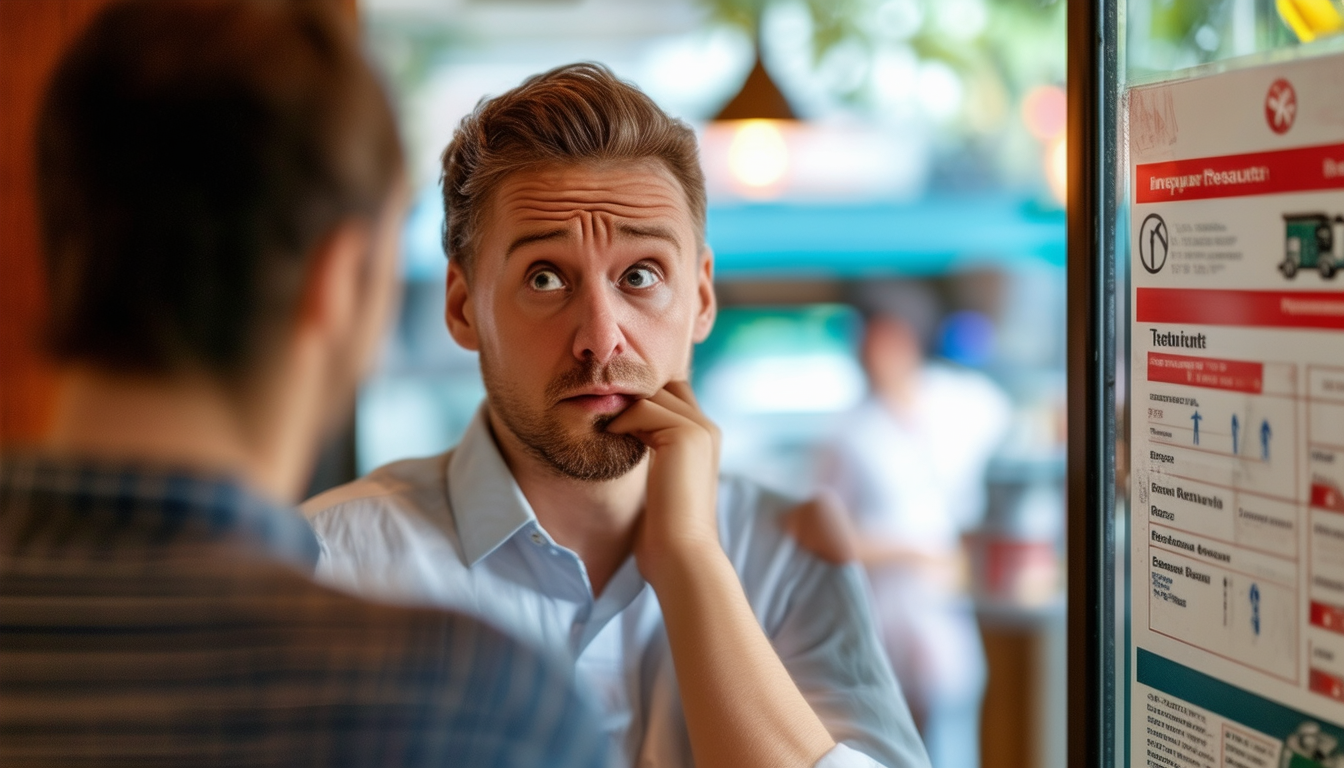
445, 159, 715, 480
863, 316, 923, 394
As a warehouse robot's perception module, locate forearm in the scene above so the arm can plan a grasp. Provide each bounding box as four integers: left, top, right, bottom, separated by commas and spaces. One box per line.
649, 548, 835, 768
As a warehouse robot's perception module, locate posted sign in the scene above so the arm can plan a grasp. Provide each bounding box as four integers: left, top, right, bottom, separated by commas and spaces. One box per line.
1130, 54, 1344, 768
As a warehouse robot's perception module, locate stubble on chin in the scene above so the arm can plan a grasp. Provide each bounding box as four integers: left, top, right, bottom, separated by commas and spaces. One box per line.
484, 356, 654, 482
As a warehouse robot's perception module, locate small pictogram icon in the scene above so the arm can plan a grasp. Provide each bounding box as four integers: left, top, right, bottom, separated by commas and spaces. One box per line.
1139, 213, 1168, 274
1265, 78, 1297, 135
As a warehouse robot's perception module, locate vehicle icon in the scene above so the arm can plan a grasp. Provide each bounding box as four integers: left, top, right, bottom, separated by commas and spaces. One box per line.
1281, 721, 1343, 768
1280, 213, 1343, 279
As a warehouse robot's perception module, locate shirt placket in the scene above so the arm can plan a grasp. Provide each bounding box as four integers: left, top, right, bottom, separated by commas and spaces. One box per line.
520, 524, 596, 654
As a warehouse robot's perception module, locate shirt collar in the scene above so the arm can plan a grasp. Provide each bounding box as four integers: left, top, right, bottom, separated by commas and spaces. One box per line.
446, 406, 539, 567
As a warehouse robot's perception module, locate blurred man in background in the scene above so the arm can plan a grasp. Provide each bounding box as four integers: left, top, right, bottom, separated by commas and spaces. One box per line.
819, 282, 1012, 768
0, 3, 609, 765
305, 63, 928, 768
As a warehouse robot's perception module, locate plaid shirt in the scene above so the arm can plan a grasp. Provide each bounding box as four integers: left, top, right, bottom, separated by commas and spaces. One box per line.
0, 454, 612, 767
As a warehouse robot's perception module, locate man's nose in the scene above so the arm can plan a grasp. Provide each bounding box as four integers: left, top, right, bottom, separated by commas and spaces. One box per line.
571, 280, 626, 364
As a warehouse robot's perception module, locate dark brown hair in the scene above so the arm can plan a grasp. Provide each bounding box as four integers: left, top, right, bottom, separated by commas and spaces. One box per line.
36, 0, 403, 378
440, 63, 706, 274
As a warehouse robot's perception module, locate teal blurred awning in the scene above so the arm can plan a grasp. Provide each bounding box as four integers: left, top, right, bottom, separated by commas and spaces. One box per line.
707, 194, 1066, 280
402, 189, 1066, 283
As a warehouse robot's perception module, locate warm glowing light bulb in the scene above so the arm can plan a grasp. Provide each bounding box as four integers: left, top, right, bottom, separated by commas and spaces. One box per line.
727, 120, 789, 189
1047, 136, 1067, 206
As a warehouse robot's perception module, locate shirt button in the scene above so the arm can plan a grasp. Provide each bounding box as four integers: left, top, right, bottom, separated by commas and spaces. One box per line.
529, 530, 545, 546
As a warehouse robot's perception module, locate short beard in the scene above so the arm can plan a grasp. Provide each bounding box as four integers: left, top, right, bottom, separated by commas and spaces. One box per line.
484, 355, 653, 482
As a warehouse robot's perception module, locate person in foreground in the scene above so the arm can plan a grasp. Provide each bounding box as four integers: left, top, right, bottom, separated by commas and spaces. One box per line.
303, 63, 930, 768
0, 4, 609, 766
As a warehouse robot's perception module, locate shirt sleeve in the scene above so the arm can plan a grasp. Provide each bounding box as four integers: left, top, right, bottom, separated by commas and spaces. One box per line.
768, 559, 932, 768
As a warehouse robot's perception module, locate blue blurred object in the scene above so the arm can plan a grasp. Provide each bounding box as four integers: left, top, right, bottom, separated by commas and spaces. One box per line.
402, 185, 449, 283
398, 186, 1066, 282
937, 310, 998, 367
707, 195, 1065, 280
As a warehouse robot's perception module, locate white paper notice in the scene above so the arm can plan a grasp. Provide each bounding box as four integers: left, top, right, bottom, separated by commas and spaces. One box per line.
1129, 53, 1344, 768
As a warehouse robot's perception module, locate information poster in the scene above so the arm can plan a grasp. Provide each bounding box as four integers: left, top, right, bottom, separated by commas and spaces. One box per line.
1130, 54, 1344, 768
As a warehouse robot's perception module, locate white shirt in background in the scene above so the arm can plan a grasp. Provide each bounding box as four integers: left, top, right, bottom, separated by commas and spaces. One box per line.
819, 363, 1012, 768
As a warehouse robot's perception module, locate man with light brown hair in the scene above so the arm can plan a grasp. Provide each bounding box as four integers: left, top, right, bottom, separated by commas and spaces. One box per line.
305, 63, 929, 768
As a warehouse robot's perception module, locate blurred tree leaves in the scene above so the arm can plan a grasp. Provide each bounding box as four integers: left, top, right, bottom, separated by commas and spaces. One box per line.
699, 0, 1065, 112
702, 0, 870, 61
1130, 0, 1296, 72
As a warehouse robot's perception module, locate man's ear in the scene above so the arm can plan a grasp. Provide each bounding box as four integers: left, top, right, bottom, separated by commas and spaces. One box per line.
296, 220, 370, 350
692, 247, 717, 344
444, 259, 480, 351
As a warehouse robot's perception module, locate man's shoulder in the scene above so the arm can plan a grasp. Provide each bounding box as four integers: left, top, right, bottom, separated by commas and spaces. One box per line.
716, 473, 810, 563
718, 472, 798, 522
295, 567, 517, 665
719, 473, 860, 565
300, 452, 470, 595
261, 559, 479, 646
303, 452, 451, 515
224, 563, 587, 716
279, 573, 614, 765
715, 474, 864, 633
92, 560, 605, 764
331, 593, 609, 766
301, 452, 457, 543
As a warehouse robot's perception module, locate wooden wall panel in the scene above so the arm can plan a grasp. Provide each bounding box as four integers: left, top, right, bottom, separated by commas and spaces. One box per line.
980, 621, 1039, 768
0, 0, 109, 445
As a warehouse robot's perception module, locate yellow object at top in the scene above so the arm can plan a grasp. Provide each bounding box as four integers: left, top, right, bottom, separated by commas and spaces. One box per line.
1277, 0, 1344, 42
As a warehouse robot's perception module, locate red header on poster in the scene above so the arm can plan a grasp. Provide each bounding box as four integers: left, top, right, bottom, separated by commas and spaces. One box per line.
1135, 141, 1344, 203
1147, 352, 1263, 393
1137, 288, 1344, 330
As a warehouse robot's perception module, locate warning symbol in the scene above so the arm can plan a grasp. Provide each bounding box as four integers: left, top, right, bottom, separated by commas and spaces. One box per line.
1139, 213, 1169, 274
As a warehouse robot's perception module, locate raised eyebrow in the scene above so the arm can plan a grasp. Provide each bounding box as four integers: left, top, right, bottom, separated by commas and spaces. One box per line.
505, 228, 570, 258
615, 222, 681, 251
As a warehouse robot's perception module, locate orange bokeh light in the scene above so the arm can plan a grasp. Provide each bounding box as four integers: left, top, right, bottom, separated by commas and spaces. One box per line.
1022, 85, 1067, 141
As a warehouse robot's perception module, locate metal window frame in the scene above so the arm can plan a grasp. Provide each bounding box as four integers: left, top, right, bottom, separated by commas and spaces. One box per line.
1067, 1, 1119, 765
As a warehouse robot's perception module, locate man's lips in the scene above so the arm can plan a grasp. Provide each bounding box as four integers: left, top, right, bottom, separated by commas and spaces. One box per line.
557, 388, 644, 414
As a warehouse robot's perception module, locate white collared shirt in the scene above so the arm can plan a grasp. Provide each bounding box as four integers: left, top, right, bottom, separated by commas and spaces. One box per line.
302, 407, 928, 768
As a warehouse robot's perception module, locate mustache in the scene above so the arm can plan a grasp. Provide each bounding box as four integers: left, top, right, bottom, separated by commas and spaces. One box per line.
544, 357, 659, 403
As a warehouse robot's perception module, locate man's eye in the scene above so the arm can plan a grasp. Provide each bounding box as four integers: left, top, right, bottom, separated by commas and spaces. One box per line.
622, 267, 662, 289
529, 269, 565, 292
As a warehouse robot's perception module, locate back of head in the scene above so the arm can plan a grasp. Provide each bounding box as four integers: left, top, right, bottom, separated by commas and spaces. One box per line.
36, 0, 403, 381
851, 280, 942, 352
440, 62, 706, 275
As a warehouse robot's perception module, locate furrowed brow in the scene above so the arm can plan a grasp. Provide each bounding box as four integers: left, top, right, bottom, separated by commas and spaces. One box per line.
615, 222, 681, 251
505, 228, 570, 258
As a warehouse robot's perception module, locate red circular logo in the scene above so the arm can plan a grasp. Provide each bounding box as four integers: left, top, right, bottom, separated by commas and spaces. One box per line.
1265, 78, 1297, 134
